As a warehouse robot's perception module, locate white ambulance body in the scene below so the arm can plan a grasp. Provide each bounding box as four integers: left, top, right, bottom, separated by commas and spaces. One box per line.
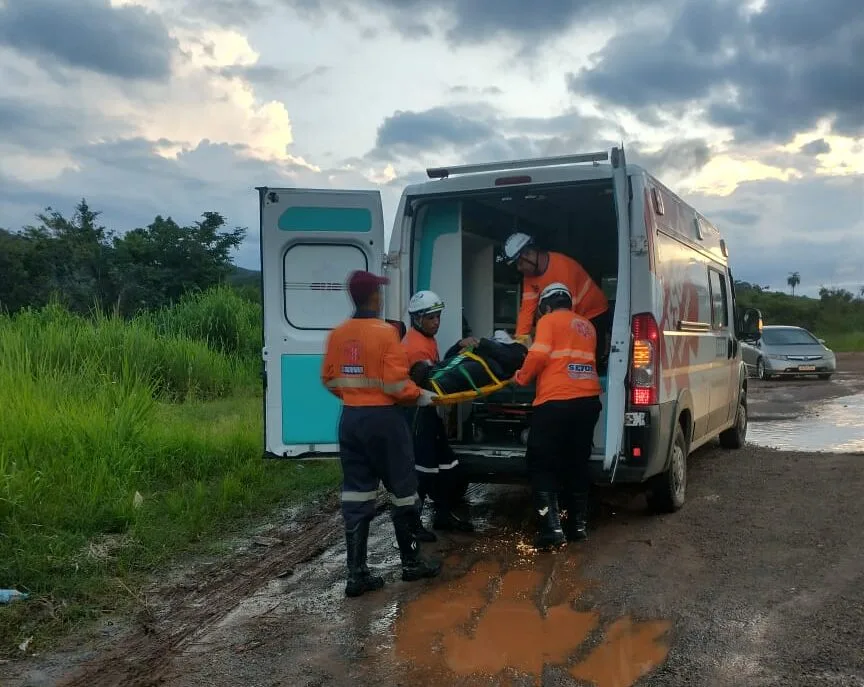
258, 148, 759, 511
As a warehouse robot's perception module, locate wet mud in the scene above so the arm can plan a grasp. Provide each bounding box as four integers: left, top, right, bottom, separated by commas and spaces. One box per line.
747, 357, 864, 453
748, 392, 864, 453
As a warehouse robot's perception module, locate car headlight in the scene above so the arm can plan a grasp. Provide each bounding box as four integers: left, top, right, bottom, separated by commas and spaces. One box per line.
766, 354, 786, 360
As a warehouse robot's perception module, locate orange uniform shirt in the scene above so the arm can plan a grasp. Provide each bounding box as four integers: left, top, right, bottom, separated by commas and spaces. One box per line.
514, 309, 601, 406
402, 327, 440, 367
322, 317, 422, 407
516, 251, 608, 336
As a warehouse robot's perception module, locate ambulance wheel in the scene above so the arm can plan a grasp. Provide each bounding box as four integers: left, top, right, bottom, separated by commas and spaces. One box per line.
647, 423, 688, 513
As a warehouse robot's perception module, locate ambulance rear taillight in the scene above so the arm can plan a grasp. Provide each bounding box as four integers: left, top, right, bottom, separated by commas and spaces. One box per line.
631, 313, 659, 406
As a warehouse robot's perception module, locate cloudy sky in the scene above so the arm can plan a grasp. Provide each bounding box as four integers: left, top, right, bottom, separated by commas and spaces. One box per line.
1, 0, 862, 295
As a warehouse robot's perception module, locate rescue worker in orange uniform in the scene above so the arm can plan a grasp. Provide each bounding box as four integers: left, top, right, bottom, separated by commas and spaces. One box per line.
321, 270, 441, 597
503, 232, 609, 368
513, 282, 603, 550
402, 291, 476, 540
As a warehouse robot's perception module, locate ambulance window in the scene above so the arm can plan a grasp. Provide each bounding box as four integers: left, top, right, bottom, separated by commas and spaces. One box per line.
709, 269, 729, 329
283, 243, 368, 330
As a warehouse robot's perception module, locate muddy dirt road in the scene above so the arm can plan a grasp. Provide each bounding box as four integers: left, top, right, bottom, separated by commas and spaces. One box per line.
6, 354, 864, 687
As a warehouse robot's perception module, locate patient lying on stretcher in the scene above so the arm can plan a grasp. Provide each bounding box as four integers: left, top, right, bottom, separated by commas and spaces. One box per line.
408, 330, 528, 398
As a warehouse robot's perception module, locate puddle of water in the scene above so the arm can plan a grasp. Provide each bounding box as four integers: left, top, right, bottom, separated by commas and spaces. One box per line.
748, 393, 864, 453
569, 617, 673, 687
393, 556, 671, 686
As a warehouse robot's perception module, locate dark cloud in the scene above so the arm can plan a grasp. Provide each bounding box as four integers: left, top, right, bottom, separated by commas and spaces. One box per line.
368, 104, 708, 182
216, 64, 330, 87
0, 0, 176, 80
685, 174, 864, 292
450, 85, 504, 96
374, 107, 496, 153
569, 0, 864, 142
184, 0, 268, 27
709, 209, 762, 227
628, 139, 712, 177
800, 139, 832, 156
0, 97, 125, 149
371, 106, 615, 157
282, 0, 658, 46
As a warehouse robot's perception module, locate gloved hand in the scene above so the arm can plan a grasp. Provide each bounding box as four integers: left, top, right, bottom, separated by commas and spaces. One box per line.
514, 334, 532, 347
417, 389, 439, 407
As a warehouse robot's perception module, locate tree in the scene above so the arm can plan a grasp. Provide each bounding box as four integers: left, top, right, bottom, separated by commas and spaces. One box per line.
1, 200, 247, 316
111, 212, 245, 314
0, 229, 38, 313
787, 271, 801, 296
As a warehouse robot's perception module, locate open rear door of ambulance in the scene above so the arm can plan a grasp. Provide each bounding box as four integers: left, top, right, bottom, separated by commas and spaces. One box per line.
604, 146, 632, 481
258, 187, 385, 458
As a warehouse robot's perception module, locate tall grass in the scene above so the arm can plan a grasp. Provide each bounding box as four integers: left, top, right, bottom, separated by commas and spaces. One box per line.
139, 285, 261, 358
821, 332, 864, 353
0, 288, 340, 654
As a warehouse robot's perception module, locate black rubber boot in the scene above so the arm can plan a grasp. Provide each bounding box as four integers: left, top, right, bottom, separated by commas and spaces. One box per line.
412, 499, 438, 543
533, 491, 566, 550
430, 476, 474, 532
393, 509, 441, 582
564, 492, 588, 542
432, 508, 475, 533
344, 520, 385, 598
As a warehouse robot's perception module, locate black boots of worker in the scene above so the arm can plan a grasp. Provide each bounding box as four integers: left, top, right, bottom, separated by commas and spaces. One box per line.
533, 491, 566, 550
344, 520, 385, 598
430, 479, 475, 533
413, 490, 474, 539
393, 509, 442, 582
563, 492, 589, 542
411, 497, 438, 542
433, 507, 475, 533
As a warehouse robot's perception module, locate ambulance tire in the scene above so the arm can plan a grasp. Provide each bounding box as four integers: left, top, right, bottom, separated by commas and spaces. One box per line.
647, 423, 688, 514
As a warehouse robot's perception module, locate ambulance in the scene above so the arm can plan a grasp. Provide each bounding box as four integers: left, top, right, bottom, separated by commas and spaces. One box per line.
257, 147, 762, 512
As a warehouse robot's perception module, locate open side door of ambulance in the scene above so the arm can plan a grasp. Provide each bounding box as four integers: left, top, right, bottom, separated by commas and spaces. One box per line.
258, 187, 385, 458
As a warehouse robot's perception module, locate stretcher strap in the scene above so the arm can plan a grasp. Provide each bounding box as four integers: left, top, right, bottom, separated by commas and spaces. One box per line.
427, 350, 509, 405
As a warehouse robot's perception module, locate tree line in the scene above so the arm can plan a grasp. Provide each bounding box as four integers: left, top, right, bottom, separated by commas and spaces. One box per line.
735, 280, 864, 335
0, 199, 246, 317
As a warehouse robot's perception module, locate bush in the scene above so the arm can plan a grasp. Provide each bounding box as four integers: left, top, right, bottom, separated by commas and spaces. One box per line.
138, 285, 261, 358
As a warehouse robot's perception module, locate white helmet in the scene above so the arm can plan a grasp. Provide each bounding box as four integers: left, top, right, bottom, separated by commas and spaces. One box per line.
538, 282, 572, 312
503, 232, 534, 264
407, 290, 445, 317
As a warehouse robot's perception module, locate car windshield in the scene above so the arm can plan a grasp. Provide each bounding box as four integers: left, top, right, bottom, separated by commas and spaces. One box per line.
762, 328, 819, 346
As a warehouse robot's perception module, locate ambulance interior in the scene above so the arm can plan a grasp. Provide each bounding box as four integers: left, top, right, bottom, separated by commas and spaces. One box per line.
410, 179, 620, 452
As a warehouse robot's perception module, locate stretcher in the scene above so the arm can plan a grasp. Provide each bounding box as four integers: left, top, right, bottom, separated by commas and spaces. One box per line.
428, 350, 515, 405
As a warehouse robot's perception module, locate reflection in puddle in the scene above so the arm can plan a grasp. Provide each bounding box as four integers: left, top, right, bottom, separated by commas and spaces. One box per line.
394, 557, 671, 686
748, 393, 864, 453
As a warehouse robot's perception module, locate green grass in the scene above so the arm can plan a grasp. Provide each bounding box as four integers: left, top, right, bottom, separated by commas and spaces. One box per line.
0, 295, 341, 655
821, 332, 864, 353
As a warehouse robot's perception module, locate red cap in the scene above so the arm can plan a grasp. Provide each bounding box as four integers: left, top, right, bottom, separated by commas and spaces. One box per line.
347, 270, 389, 306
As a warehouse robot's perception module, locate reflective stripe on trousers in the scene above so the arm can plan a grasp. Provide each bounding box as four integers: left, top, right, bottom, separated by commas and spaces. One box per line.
415, 458, 459, 474
340, 486, 417, 507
